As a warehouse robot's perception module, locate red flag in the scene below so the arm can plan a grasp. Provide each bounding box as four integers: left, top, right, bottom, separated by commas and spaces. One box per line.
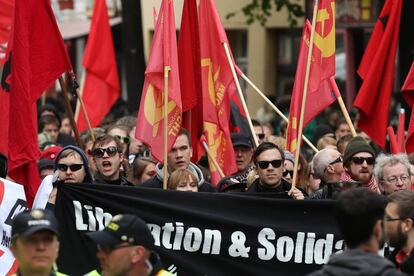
135, 0, 182, 162
178, 0, 203, 162
0, 0, 14, 65
0, 0, 72, 206
353, 0, 402, 148
286, 0, 336, 153
199, 0, 237, 185
76, 0, 120, 132
402, 62, 414, 152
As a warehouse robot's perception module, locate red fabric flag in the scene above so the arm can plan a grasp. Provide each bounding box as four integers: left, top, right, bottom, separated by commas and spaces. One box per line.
178, 0, 204, 162
135, 0, 182, 162
199, 0, 237, 185
353, 0, 402, 148
286, 0, 336, 154
402, 62, 414, 152
0, 0, 72, 206
0, 0, 14, 65
76, 0, 120, 132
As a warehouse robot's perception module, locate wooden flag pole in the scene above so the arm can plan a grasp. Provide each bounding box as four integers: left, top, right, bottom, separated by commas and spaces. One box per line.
241, 73, 318, 153
291, 0, 319, 190
330, 77, 357, 137
58, 76, 83, 148
73, 72, 96, 142
223, 42, 259, 147
163, 66, 171, 190
201, 140, 225, 178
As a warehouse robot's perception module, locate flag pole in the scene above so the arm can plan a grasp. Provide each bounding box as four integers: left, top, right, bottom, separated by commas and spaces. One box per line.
163, 66, 171, 190
222, 42, 259, 147
291, 0, 319, 190
73, 72, 96, 142
58, 76, 83, 148
241, 73, 318, 153
330, 77, 357, 137
397, 109, 405, 152
201, 140, 225, 178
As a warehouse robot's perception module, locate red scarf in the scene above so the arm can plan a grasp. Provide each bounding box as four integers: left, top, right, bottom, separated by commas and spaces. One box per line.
340, 171, 380, 193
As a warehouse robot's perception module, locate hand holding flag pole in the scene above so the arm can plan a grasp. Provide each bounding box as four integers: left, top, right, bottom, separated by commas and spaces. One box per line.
163, 66, 171, 190
222, 42, 259, 147
330, 77, 357, 137
291, 0, 319, 190
240, 73, 318, 153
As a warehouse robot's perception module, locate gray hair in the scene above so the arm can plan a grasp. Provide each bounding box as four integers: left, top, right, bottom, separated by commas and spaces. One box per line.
374, 153, 411, 182
312, 148, 339, 180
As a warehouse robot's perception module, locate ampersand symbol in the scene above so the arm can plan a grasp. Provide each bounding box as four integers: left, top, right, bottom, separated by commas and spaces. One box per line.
228, 231, 250, 258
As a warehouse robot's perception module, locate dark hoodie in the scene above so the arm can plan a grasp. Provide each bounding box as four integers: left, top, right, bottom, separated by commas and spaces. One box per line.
53, 145, 93, 184
307, 249, 405, 276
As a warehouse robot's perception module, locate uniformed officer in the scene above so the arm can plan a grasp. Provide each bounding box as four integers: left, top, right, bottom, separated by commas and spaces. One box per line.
10, 209, 67, 276
86, 214, 172, 276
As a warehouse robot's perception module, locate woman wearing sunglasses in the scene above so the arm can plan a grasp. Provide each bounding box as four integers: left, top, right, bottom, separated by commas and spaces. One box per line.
46, 146, 94, 208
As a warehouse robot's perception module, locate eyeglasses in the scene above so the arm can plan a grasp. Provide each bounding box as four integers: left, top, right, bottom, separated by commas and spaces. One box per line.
257, 133, 265, 140
351, 156, 375, 165
329, 156, 343, 165
283, 170, 294, 177
383, 175, 410, 185
93, 146, 119, 158
57, 163, 84, 172
97, 243, 135, 254
257, 159, 282, 169
114, 135, 130, 144
384, 215, 407, 222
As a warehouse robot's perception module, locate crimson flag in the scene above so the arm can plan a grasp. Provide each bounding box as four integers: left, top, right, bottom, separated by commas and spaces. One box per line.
178, 0, 203, 162
0, 0, 14, 65
286, 0, 336, 154
199, 0, 237, 185
402, 62, 414, 152
76, 0, 120, 131
0, 0, 72, 206
353, 0, 402, 148
135, 0, 182, 162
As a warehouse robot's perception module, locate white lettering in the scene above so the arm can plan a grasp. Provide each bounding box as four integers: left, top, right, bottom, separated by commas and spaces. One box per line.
257, 228, 276, 260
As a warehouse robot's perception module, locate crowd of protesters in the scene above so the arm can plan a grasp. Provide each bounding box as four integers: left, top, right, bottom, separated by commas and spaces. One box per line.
2, 98, 414, 275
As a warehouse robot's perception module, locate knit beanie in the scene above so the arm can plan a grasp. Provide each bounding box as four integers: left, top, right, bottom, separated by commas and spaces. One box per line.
343, 136, 375, 165
54, 145, 94, 183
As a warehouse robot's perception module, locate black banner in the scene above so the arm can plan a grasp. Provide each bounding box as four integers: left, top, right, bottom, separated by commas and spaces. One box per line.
55, 184, 343, 276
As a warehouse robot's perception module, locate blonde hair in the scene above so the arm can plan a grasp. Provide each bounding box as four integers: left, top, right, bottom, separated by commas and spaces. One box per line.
266, 135, 286, 150
168, 169, 198, 191
317, 136, 337, 150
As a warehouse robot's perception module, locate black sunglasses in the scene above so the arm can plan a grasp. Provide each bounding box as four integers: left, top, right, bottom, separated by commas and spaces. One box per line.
329, 156, 343, 165
351, 156, 375, 165
115, 135, 130, 144
57, 163, 84, 172
283, 170, 294, 177
257, 159, 283, 169
257, 133, 265, 140
93, 146, 119, 158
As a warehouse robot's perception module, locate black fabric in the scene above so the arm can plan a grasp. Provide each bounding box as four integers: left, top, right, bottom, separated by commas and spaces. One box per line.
247, 178, 300, 198
93, 172, 134, 186
55, 183, 341, 276
57, 133, 76, 147
388, 248, 414, 275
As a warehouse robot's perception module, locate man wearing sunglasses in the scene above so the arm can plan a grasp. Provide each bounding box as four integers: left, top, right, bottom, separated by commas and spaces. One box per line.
86, 214, 172, 276
92, 135, 133, 186
374, 154, 411, 195
341, 136, 379, 193
246, 142, 304, 199
107, 124, 130, 155
310, 148, 345, 199
384, 190, 414, 274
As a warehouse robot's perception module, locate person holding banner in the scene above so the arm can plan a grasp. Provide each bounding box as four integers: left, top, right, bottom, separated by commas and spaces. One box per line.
10, 209, 68, 276
247, 142, 305, 199
86, 214, 173, 276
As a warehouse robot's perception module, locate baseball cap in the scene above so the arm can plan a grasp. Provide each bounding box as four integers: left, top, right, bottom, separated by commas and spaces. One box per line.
86, 214, 154, 250
12, 209, 59, 239
231, 133, 253, 149
40, 145, 63, 160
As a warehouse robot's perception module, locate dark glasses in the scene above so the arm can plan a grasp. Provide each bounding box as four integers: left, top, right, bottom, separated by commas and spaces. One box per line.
283, 170, 294, 177
257, 133, 265, 140
115, 135, 130, 144
57, 163, 84, 172
329, 156, 343, 165
351, 156, 375, 165
257, 159, 282, 169
93, 146, 119, 158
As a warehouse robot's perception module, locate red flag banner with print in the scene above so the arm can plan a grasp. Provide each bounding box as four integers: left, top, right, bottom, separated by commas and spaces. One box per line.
77, 0, 120, 132
402, 62, 414, 152
135, 0, 182, 162
353, 0, 402, 148
178, 0, 203, 162
199, 0, 237, 185
286, 0, 336, 153
0, 0, 71, 206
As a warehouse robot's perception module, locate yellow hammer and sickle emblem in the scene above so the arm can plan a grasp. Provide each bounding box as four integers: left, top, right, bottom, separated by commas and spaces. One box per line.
314, 2, 335, 58
201, 58, 221, 106
143, 84, 177, 137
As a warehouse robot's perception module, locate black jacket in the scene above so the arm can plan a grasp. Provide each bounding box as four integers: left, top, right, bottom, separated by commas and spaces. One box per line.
389, 247, 414, 275
246, 178, 305, 198
94, 172, 134, 186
